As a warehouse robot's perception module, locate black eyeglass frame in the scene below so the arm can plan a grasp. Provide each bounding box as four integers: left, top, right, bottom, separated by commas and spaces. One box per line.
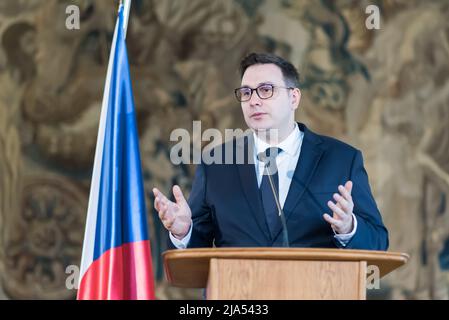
234, 83, 294, 102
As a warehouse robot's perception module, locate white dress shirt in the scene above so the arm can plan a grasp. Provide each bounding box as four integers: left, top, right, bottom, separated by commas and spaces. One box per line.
170, 123, 357, 248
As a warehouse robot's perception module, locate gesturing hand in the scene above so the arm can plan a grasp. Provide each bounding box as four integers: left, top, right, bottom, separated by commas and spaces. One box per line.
323, 181, 354, 234
152, 185, 192, 239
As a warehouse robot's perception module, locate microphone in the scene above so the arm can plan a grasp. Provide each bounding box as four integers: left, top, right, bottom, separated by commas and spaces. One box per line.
258, 150, 290, 247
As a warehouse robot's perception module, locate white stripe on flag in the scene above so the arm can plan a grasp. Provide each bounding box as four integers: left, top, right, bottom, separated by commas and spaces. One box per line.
79, 19, 119, 284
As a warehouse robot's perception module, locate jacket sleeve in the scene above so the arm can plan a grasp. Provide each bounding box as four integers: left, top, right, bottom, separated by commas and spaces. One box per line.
335, 150, 389, 250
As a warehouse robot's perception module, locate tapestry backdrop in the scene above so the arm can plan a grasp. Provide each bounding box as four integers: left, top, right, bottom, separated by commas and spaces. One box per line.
0, 0, 448, 299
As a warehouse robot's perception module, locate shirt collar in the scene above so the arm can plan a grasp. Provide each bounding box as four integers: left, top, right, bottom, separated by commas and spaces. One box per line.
253, 122, 301, 157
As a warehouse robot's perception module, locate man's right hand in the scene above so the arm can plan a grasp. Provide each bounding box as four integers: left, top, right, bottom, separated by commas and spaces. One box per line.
152, 185, 192, 239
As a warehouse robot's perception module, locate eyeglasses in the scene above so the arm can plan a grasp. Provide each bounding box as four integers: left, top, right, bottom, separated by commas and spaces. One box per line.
234, 83, 294, 102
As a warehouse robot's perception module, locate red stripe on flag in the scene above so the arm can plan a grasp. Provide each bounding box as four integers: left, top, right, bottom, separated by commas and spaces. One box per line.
77, 240, 155, 300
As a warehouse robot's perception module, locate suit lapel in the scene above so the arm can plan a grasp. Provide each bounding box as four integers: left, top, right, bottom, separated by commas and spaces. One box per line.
236, 134, 272, 240
272, 123, 325, 242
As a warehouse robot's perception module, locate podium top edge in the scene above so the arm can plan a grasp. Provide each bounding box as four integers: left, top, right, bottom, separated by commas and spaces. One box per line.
163, 247, 409, 263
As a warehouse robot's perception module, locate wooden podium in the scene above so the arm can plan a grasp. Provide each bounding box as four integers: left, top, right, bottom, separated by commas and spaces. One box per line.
163, 248, 408, 300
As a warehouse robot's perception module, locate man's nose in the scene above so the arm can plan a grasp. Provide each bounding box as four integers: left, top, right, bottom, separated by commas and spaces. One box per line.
249, 91, 262, 107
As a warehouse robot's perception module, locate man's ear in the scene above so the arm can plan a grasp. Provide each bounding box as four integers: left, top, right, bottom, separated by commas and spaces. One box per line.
291, 88, 301, 110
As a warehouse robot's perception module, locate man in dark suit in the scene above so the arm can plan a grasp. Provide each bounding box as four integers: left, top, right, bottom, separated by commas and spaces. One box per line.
153, 53, 388, 250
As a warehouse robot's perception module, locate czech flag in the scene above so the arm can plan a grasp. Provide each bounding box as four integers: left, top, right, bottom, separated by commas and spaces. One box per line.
77, 3, 155, 300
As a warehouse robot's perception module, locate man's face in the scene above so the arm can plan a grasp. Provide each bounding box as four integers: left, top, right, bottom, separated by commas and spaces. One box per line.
240, 63, 300, 137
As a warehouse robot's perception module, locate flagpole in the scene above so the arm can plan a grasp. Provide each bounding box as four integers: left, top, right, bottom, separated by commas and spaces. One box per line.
121, 0, 132, 39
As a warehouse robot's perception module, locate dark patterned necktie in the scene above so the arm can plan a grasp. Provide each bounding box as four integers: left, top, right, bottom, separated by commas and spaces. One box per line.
258, 147, 283, 239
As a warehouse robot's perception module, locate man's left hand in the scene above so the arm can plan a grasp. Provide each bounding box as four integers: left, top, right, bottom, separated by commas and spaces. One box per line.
323, 181, 354, 234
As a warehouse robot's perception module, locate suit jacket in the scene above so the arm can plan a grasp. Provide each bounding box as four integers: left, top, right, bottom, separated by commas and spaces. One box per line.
170, 122, 388, 250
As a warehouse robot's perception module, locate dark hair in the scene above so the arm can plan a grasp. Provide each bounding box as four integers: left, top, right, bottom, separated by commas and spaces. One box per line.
239, 52, 300, 88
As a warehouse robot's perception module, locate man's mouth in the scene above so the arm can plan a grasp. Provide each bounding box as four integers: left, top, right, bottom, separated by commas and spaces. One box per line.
251, 112, 267, 118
